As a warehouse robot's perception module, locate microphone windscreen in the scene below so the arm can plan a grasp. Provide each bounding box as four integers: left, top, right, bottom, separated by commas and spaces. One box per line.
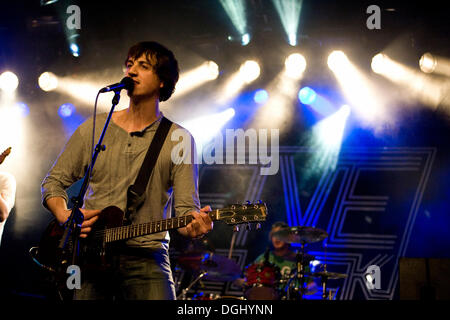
121, 77, 134, 92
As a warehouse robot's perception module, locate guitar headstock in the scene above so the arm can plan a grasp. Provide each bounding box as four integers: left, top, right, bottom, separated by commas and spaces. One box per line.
0, 147, 11, 165
218, 201, 267, 226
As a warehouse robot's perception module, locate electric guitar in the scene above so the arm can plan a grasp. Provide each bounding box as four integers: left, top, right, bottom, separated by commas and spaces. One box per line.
0, 147, 11, 165
31, 202, 268, 274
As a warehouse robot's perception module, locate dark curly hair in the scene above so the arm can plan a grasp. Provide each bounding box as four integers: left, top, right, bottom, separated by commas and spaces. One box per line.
125, 41, 179, 102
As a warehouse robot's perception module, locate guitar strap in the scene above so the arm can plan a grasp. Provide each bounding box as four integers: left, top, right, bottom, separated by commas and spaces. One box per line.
125, 116, 172, 222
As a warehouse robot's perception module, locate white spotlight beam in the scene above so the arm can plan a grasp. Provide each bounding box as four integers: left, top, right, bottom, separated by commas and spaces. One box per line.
215, 60, 260, 105
174, 61, 219, 98
328, 50, 385, 126
272, 0, 303, 46
372, 53, 450, 111
219, 0, 248, 42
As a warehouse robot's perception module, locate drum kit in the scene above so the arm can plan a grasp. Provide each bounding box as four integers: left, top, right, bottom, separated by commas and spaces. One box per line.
176, 225, 347, 301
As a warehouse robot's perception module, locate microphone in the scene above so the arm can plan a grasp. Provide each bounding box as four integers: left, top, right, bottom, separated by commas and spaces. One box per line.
99, 77, 134, 93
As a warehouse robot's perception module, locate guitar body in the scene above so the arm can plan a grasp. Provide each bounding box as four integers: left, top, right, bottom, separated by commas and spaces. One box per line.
36, 206, 125, 273
31, 201, 267, 300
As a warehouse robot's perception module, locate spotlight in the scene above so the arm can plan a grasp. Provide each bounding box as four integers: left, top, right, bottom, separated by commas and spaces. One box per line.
285, 53, 306, 79
0, 71, 19, 93
239, 60, 260, 83
204, 61, 219, 80
219, 0, 249, 46
298, 86, 316, 105
241, 33, 250, 46
272, 0, 303, 47
58, 103, 75, 118
371, 53, 388, 74
288, 33, 297, 46
327, 51, 348, 72
70, 43, 79, 57
419, 53, 437, 73
14, 102, 30, 117
182, 108, 236, 152
38, 72, 58, 91
254, 89, 269, 104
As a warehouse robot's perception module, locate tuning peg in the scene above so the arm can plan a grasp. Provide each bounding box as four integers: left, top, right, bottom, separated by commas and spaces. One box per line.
246, 200, 251, 205
257, 200, 263, 204
256, 223, 261, 230
245, 223, 251, 231
233, 225, 240, 233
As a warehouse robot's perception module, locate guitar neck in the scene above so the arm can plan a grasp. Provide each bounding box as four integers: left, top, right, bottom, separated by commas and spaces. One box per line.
102, 210, 219, 243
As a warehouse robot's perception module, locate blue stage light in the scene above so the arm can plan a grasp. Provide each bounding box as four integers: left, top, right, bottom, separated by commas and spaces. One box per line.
14, 102, 29, 117
70, 43, 79, 57
58, 103, 75, 118
298, 87, 317, 105
254, 89, 269, 104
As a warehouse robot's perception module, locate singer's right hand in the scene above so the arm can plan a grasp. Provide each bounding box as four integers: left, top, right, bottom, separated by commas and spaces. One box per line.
57, 208, 101, 238
47, 197, 101, 238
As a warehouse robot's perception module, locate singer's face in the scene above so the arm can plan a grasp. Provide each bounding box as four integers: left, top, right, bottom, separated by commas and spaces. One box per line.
125, 54, 163, 98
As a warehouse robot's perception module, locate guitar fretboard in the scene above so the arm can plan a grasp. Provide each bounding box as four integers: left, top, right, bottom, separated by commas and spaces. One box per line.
100, 211, 219, 243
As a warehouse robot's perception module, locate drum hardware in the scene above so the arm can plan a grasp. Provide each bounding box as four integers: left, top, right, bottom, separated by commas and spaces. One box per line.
272, 226, 328, 300
311, 271, 347, 300
310, 241, 346, 300
177, 270, 208, 300
176, 252, 241, 299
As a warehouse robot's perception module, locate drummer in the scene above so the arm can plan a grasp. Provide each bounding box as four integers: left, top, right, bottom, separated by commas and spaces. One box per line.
252, 221, 317, 295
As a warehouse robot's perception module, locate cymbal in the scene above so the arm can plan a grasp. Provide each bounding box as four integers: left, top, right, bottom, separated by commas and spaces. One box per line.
311, 271, 347, 280
178, 253, 241, 282
272, 226, 328, 244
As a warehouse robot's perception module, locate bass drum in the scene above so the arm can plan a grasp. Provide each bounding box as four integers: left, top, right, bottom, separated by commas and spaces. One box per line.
243, 262, 281, 300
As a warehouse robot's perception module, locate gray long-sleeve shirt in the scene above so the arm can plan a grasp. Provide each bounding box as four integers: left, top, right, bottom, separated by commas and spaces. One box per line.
41, 112, 200, 251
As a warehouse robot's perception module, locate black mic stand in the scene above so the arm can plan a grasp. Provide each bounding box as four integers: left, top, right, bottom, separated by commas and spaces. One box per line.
56, 90, 122, 300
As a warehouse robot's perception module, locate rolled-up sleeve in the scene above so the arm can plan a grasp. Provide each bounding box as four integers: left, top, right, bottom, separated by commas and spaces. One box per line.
170, 128, 201, 217
41, 124, 90, 209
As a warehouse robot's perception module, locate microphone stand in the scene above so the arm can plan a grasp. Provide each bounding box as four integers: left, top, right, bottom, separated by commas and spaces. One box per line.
57, 90, 122, 300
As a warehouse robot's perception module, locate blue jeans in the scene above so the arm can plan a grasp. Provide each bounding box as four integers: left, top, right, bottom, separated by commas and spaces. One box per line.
74, 247, 176, 300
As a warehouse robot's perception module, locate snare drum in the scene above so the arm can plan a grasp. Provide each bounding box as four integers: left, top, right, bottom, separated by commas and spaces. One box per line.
244, 262, 281, 300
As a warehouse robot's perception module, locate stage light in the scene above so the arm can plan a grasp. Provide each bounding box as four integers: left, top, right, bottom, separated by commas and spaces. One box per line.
298, 86, 316, 105
308, 104, 350, 171
329, 52, 386, 126
254, 89, 269, 104
288, 34, 297, 46
40, 0, 59, 5
0, 71, 19, 93
14, 102, 30, 117
316, 105, 350, 148
58, 103, 75, 118
172, 61, 219, 99
370, 53, 450, 112
38, 72, 58, 92
419, 53, 436, 73
285, 53, 306, 79
419, 52, 450, 77
327, 51, 348, 72
371, 53, 388, 74
272, 0, 303, 46
204, 61, 220, 80
70, 43, 79, 57
181, 108, 236, 153
239, 60, 260, 83
219, 0, 249, 46
241, 33, 250, 46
